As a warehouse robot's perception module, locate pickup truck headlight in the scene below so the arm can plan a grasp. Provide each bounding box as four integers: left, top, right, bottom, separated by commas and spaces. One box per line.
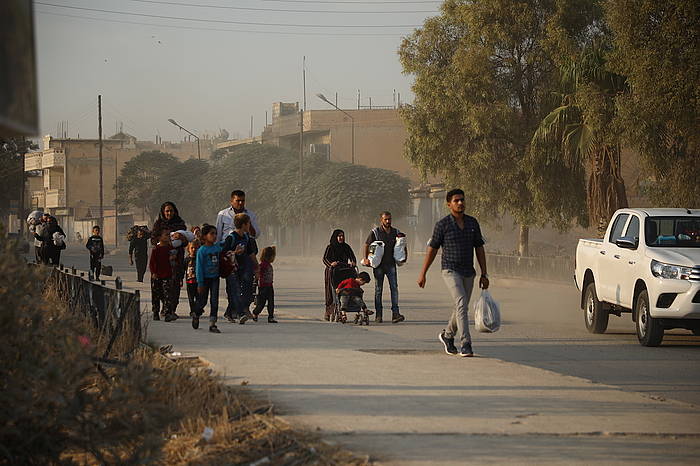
650, 259, 693, 280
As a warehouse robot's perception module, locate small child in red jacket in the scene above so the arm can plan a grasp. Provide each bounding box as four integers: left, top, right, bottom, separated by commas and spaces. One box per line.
252, 246, 277, 323
149, 228, 177, 322
336, 271, 373, 314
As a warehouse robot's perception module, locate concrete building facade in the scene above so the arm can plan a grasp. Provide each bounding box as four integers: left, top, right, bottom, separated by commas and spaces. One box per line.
218, 102, 421, 182
23, 133, 213, 244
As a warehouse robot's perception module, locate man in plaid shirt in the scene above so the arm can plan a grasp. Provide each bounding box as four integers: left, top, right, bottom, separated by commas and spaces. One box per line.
417, 189, 489, 357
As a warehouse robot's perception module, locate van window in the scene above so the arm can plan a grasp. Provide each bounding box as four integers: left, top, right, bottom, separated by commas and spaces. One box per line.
609, 213, 629, 243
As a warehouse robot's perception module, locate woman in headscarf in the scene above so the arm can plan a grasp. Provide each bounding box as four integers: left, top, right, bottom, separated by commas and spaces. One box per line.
322, 229, 356, 320
37, 216, 66, 265
151, 202, 188, 320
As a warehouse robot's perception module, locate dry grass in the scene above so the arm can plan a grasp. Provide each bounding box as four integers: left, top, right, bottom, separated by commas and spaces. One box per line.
0, 245, 368, 465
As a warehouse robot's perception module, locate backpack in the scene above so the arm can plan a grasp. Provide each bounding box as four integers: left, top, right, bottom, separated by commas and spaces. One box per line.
219, 250, 237, 278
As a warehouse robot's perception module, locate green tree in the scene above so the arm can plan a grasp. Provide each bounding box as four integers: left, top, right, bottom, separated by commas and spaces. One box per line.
202, 144, 411, 233
605, 0, 700, 207
532, 42, 628, 235
150, 159, 210, 225
399, 0, 594, 255
115, 150, 177, 220
0, 138, 38, 221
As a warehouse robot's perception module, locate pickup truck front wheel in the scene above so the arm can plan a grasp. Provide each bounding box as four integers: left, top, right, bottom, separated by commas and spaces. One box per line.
635, 290, 664, 346
584, 282, 609, 334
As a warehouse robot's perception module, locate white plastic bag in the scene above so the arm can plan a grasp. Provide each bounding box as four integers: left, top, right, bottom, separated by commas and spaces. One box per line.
394, 236, 407, 266
26, 210, 43, 225
52, 232, 66, 247
368, 241, 384, 268
474, 290, 501, 333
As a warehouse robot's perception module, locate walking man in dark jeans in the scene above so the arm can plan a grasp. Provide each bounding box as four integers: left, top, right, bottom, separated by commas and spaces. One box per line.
129, 228, 149, 282
417, 189, 489, 357
361, 211, 406, 323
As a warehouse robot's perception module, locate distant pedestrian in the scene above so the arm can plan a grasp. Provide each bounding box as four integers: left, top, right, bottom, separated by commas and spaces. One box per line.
85, 225, 105, 280
417, 189, 489, 357
361, 211, 406, 323
322, 229, 357, 320
28, 212, 48, 263
195, 224, 222, 333
151, 202, 188, 317
37, 216, 66, 265
252, 246, 277, 323
222, 213, 257, 324
216, 190, 261, 317
215, 190, 261, 241
149, 227, 177, 322
129, 228, 149, 282
184, 239, 201, 322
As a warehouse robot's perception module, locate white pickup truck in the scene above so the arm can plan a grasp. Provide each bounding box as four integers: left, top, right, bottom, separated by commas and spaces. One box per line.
575, 208, 700, 346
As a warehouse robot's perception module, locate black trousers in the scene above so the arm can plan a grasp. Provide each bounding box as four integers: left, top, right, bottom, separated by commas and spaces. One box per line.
134, 254, 148, 282
186, 282, 199, 316
253, 286, 275, 318
152, 278, 174, 315
90, 255, 102, 279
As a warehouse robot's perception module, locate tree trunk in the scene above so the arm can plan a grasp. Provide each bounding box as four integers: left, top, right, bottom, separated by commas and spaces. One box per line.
518, 224, 529, 257
588, 145, 628, 238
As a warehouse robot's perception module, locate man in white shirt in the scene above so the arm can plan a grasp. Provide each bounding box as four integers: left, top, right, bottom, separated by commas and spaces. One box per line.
215, 190, 261, 242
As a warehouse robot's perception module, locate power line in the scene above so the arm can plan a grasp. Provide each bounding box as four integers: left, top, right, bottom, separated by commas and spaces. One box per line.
260, 0, 439, 3
36, 2, 422, 28
36, 10, 406, 36
126, 0, 437, 14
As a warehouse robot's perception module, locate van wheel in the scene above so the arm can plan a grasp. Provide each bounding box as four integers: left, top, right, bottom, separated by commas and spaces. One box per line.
635, 290, 664, 346
584, 282, 609, 334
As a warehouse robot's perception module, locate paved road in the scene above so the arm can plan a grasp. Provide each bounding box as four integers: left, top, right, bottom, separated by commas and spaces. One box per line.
54, 248, 700, 464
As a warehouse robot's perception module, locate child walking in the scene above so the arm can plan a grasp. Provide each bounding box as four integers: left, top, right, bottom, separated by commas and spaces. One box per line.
252, 246, 277, 323
86, 225, 105, 280
222, 213, 257, 324
195, 224, 222, 333
149, 228, 176, 322
184, 239, 201, 321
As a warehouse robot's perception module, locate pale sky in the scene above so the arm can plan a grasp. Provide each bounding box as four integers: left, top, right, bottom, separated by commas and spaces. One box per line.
34, 0, 439, 142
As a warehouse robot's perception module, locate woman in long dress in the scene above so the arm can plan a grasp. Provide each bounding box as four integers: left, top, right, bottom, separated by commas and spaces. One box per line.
322, 229, 356, 320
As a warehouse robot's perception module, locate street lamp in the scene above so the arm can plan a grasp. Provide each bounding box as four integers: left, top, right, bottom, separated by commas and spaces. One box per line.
167, 118, 201, 160
316, 93, 354, 164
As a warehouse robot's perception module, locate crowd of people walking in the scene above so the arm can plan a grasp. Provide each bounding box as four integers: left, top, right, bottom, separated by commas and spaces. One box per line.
30, 186, 490, 355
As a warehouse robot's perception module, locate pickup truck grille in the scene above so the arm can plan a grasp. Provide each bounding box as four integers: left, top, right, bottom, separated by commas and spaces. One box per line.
691, 266, 700, 282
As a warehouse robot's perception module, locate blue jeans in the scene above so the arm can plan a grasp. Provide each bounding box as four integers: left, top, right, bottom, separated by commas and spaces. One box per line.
196, 277, 220, 323
225, 267, 254, 317
373, 264, 399, 316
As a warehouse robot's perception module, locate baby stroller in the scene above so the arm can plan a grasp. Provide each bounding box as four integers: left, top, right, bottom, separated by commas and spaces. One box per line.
331, 264, 371, 325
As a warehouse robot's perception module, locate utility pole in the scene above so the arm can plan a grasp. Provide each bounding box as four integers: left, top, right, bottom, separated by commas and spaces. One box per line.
250, 115, 253, 139
299, 56, 306, 255
114, 151, 118, 247
98, 95, 104, 231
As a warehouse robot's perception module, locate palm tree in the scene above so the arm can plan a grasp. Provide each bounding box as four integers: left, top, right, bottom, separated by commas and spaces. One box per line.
532, 43, 628, 236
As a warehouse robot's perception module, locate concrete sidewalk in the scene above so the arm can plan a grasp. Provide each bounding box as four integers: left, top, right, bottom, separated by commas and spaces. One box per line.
140, 299, 700, 464
57, 250, 698, 465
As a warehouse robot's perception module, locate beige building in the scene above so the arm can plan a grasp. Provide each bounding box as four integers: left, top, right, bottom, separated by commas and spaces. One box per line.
218, 102, 421, 182
24, 133, 213, 244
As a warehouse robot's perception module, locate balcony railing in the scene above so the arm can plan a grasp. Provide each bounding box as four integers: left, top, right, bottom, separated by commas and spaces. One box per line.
31, 190, 45, 209
42, 149, 65, 168
24, 150, 66, 171
45, 189, 66, 208
25, 153, 42, 171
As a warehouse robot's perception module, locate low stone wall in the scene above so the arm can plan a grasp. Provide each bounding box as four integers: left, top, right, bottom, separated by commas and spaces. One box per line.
487, 253, 575, 284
